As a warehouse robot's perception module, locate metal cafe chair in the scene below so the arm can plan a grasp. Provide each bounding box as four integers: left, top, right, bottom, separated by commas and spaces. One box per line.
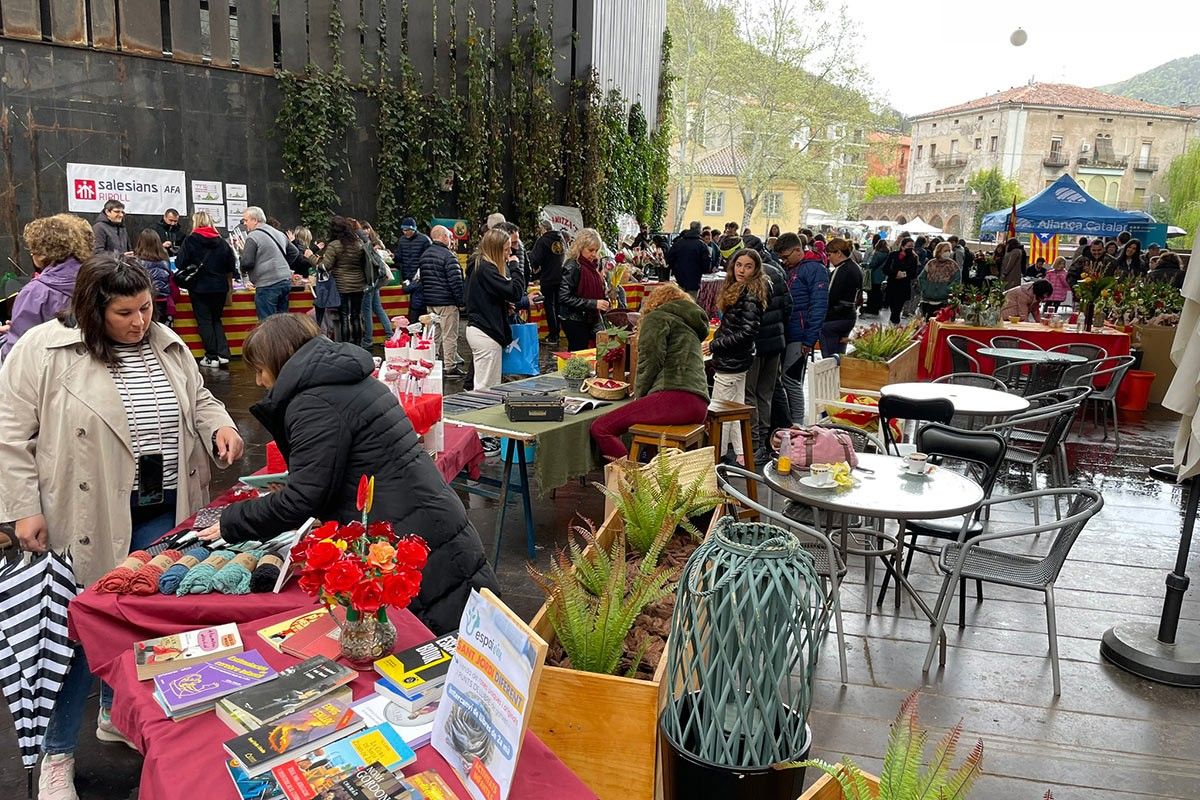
990, 335, 1045, 351
921, 488, 1104, 696
995, 358, 1072, 398
716, 464, 851, 684
1049, 342, 1107, 361
946, 334, 981, 373
877, 395, 955, 457
1067, 355, 1137, 449
932, 372, 1008, 391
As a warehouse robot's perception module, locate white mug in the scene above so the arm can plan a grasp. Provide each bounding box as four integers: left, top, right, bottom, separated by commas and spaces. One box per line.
906, 452, 929, 475
809, 464, 833, 486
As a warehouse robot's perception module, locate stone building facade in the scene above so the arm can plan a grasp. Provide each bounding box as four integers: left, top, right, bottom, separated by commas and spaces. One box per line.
905, 83, 1199, 211
858, 190, 980, 236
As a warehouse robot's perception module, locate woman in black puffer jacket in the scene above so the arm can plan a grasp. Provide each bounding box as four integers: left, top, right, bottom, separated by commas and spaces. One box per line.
200, 314, 498, 634
745, 258, 792, 455
705, 248, 766, 463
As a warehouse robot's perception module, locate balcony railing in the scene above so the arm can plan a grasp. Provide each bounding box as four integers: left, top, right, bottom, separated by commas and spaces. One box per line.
1077, 152, 1128, 169
931, 153, 968, 168
1043, 152, 1069, 168
1133, 157, 1159, 172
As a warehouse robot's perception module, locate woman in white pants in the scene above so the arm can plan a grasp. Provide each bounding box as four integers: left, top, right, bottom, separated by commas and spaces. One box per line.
465, 228, 526, 390
704, 248, 767, 463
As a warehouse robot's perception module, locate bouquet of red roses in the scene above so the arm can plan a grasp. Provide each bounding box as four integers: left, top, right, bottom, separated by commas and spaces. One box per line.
289, 476, 430, 622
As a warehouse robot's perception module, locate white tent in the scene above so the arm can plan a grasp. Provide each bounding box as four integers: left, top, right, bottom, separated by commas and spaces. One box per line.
886, 216, 943, 235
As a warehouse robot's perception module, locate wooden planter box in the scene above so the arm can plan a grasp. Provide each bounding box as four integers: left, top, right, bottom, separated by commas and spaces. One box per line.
528, 510, 668, 800
1134, 324, 1176, 405
799, 768, 881, 799
840, 340, 920, 392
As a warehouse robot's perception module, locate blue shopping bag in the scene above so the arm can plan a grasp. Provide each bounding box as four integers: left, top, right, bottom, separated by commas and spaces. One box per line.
502, 322, 540, 376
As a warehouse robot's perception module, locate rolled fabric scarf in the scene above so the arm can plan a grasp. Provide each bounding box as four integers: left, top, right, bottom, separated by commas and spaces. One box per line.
158, 547, 209, 594
95, 551, 152, 593
249, 554, 285, 593
127, 550, 183, 595
213, 551, 264, 595
175, 550, 234, 595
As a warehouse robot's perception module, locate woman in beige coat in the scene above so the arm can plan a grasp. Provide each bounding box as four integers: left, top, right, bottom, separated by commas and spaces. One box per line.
0, 254, 242, 799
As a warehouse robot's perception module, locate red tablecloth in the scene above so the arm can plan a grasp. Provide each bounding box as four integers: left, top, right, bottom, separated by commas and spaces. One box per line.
68, 596, 597, 800
921, 319, 1132, 378
435, 423, 485, 483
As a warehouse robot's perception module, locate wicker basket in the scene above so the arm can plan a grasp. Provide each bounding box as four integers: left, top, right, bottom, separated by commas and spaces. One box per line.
583, 377, 631, 400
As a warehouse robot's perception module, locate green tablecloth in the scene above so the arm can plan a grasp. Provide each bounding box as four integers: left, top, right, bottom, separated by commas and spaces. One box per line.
445, 397, 632, 496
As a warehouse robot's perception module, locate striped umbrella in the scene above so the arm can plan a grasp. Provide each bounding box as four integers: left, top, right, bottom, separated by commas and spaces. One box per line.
0, 550, 80, 795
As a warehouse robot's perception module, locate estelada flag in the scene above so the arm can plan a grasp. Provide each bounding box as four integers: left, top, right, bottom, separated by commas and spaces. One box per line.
1007, 197, 1018, 239
1030, 233, 1059, 265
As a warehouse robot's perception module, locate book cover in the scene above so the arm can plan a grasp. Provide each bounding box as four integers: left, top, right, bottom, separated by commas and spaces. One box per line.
281, 608, 346, 660
407, 771, 462, 800
221, 686, 354, 737
324, 762, 414, 800
225, 757, 285, 800
154, 650, 276, 715
224, 699, 365, 777
135, 623, 243, 680
374, 676, 442, 713
257, 609, 329, 653
271, 724, 417, 800
373, 631, 458, 696
352, 694, 439, 751
219, 656, 357, 729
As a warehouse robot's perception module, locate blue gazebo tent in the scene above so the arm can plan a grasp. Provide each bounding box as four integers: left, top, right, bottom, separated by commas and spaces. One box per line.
980, 174, 1152, 236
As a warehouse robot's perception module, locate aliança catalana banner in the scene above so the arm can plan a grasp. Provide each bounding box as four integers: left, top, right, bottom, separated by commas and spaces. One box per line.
66, 163, 188, 216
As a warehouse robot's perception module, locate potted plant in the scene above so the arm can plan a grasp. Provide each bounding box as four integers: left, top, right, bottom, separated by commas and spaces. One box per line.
840, 320, 922, 391
525, 456, 720, 800
561, 355, 592, 391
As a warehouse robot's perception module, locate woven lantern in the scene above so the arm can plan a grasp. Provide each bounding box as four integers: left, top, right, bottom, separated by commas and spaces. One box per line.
659, 516, 829, 798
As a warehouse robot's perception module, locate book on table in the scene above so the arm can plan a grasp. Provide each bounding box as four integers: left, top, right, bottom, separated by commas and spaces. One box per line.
217, 655, 357, 733
223, 698, 366, 777
562, 396, 612, 415
152, 650, 276, 719
323, 761, 418, 800
270, 723, 417, 800
281, 608, 347, 660
374, 675, 442, 714
372, 630, 457, 699
135, 622, 243, 680
257, 609, 330, 654
406, 770, 463, 800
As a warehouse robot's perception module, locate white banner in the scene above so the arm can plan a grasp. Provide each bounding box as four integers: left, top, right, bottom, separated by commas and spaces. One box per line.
540, 205, 585, 238
67, 163, 187, 215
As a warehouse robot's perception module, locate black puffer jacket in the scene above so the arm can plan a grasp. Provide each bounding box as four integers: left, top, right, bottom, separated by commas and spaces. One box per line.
529, 230, 566, 286
710, 288, 762, 374
417, 241, 464, 308
220, 337, 499, 634
755, 262, 791, 357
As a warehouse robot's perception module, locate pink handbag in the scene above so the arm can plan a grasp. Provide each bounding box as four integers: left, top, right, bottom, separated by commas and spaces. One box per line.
770, 426, 859, 469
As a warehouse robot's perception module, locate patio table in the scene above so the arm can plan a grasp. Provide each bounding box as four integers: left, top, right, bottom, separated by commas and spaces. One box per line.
921, 319, 1130, 378
881, 381, 1030, 418
976, 346, 1087, 366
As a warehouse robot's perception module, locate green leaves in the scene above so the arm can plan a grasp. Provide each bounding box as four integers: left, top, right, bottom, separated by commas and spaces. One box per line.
967, 168, 1025, 237
598, 454, 721, 558
847, 320, 921, 362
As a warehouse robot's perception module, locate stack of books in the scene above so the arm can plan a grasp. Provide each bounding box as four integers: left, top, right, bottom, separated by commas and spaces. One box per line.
152, 650, 277, 720
372, 632, 458, 715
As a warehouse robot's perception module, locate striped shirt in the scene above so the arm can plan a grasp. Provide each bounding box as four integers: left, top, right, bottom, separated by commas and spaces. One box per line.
109, 342, 181, 490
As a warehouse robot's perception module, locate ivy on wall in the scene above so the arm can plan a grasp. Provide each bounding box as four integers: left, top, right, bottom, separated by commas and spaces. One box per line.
507, 3, 560, 235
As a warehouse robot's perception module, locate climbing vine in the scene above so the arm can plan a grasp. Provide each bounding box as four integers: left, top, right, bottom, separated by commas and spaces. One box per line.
507, 1, 560, 234
648, 28, 675, 229
456, 5, 504, 234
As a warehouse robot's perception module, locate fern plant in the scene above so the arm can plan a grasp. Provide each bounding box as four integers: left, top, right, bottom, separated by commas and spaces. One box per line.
794, 692, 984, 799
599, 453, 722, 558
528, 517, 673, 676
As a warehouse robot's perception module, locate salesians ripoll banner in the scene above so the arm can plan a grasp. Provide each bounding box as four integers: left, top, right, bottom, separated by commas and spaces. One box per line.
66, 163, 188, 216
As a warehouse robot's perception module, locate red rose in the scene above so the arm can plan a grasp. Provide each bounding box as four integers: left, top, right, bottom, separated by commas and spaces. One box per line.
351, 580, 385, 614
393, 536, 430, 570
335, 521, 366, 542
368, 521, 398, 543
382, 567, 422, 607
297, 569, 325, 595
323, 559, 364, 594
289, 537, 311, 562
311, 521, 340, 540
305, 539, 342, 571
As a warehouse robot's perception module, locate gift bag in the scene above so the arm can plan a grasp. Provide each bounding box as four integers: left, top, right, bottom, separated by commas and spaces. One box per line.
502, 322, 540, 376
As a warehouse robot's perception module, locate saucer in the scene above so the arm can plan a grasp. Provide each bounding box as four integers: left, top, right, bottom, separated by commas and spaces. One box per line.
799, 475, 840, 489
899, 467, 933, 479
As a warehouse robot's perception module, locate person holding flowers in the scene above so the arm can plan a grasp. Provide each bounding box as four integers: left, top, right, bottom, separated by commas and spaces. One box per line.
198, 313, 497, 633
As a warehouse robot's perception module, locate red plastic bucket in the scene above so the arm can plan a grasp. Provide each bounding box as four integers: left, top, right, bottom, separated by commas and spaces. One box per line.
1117, 370, 1155, 412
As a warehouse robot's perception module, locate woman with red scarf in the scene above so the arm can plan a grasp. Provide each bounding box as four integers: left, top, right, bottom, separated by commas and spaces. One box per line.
557, 228, 611, 351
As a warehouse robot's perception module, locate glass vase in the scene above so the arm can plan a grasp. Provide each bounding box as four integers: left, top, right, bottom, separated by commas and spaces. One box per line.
338, 610, 397, 668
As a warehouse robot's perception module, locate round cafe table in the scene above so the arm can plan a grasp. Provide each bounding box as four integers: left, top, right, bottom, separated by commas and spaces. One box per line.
977, 347, 1087, 365
881, 381, 1030, 418
763, 452, 986, 665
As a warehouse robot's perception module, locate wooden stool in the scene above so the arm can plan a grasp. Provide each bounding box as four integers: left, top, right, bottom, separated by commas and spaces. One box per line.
705, 401, 758, 507
628, 423, 706, 463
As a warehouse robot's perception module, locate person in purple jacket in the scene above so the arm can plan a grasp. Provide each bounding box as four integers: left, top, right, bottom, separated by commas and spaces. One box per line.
0, 213, 93, 361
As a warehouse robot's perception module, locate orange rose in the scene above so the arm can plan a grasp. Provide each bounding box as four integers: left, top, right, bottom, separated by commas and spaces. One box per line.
367, 542, 397, 572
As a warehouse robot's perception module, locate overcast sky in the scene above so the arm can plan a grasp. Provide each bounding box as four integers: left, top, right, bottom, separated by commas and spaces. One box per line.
790, 0, 1198, 115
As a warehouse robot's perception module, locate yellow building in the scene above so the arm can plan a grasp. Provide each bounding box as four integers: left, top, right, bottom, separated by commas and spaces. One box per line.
665, 146, 804, 236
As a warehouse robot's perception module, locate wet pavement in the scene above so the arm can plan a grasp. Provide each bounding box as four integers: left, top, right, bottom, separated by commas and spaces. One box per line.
2, 348, 1198, 799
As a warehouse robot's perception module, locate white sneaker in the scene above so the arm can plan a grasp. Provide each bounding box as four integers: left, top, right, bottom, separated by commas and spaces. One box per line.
200, 357, 220, 368
96, 707, 135, 749
216, 356, 230, 365
37, 753, 77, 800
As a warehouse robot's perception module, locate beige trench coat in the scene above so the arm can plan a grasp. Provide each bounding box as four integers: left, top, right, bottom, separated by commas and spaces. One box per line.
0, 321, 236, 587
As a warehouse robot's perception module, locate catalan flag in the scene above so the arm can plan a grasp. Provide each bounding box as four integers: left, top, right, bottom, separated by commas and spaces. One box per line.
1029, 233, 1059, 265
1007, 197, 1018, 239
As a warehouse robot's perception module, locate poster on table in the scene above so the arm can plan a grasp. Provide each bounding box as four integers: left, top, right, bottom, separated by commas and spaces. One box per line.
196, 203, 227, 228
432, 588, 547, 800
540, 205, 584, 238
66, 163, 187, 216
431, 218, 473, 269
225, 183, 248, 201
192, 180, 223, 204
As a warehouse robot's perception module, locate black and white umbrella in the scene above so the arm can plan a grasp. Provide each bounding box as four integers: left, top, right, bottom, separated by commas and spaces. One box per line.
0, 550, 80, 794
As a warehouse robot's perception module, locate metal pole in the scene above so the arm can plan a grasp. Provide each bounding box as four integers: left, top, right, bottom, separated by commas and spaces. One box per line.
1157, 470, 1197, 644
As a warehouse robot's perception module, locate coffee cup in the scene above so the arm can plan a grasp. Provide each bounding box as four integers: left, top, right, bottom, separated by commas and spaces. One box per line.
1009, 315, 1021, 324
905, 452, 929, 475
809, 464, 833, 486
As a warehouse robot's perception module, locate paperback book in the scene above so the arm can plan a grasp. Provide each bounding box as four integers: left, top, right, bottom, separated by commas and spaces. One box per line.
406, 770, 463, 800
135, 623, 243, 680
271, 724, 417, 800
153, 649, 276, 719
224, 699, 366, 777
324, 761, 415, 800
217, 655, 357, 732
351, 693, 439, 751
373, 631, 458, 698
281, 608, 347, 660
257, 610, 329, 653
374, 676, 442, 714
